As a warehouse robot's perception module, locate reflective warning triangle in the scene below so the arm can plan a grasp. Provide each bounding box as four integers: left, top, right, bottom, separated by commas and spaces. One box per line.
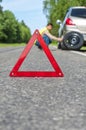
9, 30, 64, 77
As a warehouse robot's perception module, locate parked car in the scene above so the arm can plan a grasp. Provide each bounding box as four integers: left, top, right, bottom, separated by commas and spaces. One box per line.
57, 6, 86, 50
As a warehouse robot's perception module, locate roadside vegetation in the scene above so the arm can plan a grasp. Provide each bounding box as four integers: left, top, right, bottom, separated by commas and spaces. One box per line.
80, 46, 86, 51
0, 43, 26, 47
0, 0, 31, 44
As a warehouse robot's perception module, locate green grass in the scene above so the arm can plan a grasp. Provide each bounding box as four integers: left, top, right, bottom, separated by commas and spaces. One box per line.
0, 43, 26, 47
52, 41, 57, 46
80, 46, 86, 51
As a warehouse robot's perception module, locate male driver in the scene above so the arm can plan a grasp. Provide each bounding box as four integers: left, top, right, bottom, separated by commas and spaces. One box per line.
35, 23, 63, 49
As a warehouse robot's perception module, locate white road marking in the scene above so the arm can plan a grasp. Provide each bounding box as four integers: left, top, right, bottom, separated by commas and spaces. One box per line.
71, 51, 86, 57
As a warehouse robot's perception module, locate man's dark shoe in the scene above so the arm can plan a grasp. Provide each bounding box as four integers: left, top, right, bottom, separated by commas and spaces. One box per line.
38, 46, 42, 50
58, 43, 61, 49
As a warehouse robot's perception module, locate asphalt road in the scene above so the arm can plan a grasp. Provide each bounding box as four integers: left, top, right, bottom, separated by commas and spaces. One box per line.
0, 45, 86, 130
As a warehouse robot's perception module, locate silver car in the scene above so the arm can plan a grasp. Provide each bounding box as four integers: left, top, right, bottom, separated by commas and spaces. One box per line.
57, 6, 86, 50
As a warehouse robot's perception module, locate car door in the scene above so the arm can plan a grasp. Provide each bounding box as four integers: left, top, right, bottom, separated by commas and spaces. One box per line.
59, 9, 70, 36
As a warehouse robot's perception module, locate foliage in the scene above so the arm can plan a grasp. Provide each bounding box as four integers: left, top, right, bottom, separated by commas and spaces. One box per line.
16, 21, 31, 43
0, 0, 3, 13
43, 0, 86, 35
0, 0, 31, 43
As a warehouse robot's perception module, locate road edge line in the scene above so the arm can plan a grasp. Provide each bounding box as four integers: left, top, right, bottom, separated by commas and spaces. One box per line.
70, 51, 86, 57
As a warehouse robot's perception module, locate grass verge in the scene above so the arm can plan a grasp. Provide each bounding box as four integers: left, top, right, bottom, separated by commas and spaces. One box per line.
0, 43, 26, 47
80, 46, 86, 51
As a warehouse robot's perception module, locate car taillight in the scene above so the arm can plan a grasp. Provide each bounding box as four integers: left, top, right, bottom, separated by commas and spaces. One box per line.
66, 18, 75, 25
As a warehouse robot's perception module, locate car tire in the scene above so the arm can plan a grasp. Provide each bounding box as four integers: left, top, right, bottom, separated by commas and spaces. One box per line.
61, 42, 68, 50
58, 42, 68, 50
63, 31, 84, 50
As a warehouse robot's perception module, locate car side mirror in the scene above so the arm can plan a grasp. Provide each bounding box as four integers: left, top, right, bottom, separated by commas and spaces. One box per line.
56, 19, 62, 25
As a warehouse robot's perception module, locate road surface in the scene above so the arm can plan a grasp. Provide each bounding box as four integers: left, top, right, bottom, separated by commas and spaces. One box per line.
0, 45, 86, 130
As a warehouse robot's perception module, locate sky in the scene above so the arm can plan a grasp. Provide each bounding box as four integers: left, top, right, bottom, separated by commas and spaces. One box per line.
1, 0, 47, 34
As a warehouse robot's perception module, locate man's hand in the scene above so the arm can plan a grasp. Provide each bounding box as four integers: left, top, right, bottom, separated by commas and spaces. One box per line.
57, 37, 63, 42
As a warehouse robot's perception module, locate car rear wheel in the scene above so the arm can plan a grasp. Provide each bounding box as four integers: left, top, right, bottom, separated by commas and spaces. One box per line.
63, 31, 84, 50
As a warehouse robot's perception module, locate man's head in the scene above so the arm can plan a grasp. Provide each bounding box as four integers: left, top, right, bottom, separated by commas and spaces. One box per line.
46, 23, 53, 30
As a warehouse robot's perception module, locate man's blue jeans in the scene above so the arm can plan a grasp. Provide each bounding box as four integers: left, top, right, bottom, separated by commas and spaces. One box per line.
35, 34, 52, 48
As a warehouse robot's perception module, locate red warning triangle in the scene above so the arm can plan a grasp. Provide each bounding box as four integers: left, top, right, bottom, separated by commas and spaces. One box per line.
9, 30, 64, 77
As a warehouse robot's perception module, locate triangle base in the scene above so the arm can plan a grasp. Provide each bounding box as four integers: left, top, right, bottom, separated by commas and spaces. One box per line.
10, 71, 64, 77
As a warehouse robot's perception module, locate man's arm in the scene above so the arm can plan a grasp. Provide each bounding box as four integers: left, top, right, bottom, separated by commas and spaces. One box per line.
44, 31, 63, 42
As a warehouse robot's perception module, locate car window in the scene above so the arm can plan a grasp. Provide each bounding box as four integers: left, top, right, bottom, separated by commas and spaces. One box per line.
71, 8, 86, 18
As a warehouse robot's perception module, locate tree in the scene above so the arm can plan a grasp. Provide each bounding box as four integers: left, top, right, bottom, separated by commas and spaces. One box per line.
2, 10, 18, 42
0, 9, 31, 43
0, 0, 3, 13
0, 0, 31, 43
16, 22, 31, 43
